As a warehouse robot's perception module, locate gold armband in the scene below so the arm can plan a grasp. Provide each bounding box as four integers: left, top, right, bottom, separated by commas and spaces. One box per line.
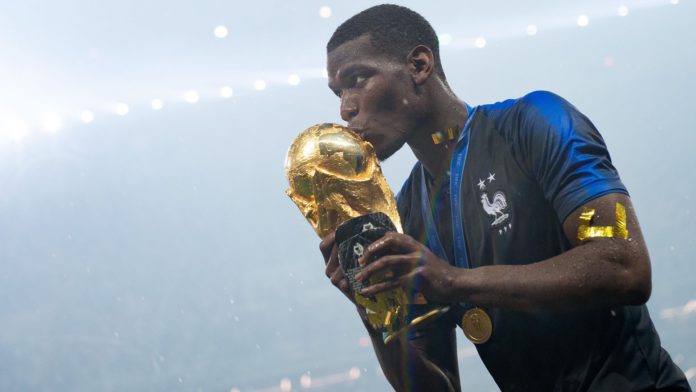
577, 202, 628, 241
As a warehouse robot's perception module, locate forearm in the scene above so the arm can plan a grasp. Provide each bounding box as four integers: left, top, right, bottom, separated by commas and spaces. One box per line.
453, 238, 651, 312
358, 308, 459, 391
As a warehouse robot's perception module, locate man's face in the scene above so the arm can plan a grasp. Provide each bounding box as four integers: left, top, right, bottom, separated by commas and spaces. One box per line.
327, 35, 420, 161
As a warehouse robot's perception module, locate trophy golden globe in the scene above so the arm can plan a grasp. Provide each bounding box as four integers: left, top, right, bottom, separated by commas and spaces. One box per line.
285, 123, 448, 343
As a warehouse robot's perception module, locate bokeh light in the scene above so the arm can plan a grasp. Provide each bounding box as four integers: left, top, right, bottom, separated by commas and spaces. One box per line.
474, 36, 487, 48
220, 86, 234, 98
348, 367, 361, 380
526, 24, 538, 36
618, 5, 629, 16
300, 374, 312, 388
115, 103, 129, 116
438, 33, 453, 46
254, 80, 267, 91
319, 6, 332, 18
577, 14, 590, 27
214, 25, 228, 38
288, 74, 301, 86
279, 377, 292, 391
358, 336, 370, 347
81, 110, 94, 123
151, 99, 164, 110
185, 90, 200, 103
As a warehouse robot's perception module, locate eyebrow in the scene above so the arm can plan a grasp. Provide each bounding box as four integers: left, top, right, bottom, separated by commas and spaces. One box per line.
340, 64, 369, 78
328, 63, 370, 89
327, 60, 376, 96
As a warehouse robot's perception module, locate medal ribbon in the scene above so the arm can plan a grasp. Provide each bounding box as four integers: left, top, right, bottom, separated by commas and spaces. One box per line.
419, 105, 476, 269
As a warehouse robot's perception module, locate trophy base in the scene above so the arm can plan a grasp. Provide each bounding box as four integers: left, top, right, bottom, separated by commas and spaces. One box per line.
337, 212, 451, 344
382, 305, 451, 344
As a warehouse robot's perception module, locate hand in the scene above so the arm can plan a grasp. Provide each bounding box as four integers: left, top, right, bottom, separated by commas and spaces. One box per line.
354, 232, 460, 303
319, 232, 355, 303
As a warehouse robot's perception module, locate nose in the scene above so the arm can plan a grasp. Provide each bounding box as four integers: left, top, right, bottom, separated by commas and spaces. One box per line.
340, 95, 358, 122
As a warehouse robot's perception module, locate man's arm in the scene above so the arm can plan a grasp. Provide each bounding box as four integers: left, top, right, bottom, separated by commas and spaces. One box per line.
320, 234, 460, 391
357, 192, 651, 312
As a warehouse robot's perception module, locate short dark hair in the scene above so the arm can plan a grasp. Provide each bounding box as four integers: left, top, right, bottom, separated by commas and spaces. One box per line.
327, 4, 446, 81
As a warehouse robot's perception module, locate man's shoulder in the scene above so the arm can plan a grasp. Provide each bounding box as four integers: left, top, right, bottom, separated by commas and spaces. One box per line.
476, 90, 572, 120
473, 90, 582, 145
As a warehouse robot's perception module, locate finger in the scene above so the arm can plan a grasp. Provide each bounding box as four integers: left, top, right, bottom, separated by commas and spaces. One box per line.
361, 269, 422, 297
325, 253, 338, 278
330, 266, 345, 288
355, 253, 420, 282
360, 279, 402, 296
338, 278, 350, 294
328, 245, 338, 267
324, 244, 340, 279
319, 232, 336, 264
359, 232, 417, 267
330, 268, 351, 293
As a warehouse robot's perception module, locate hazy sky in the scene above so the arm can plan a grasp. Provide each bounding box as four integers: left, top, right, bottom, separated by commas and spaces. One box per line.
0, 1, 694, 391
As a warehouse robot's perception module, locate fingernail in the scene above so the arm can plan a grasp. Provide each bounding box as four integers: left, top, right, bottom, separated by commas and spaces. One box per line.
355, 273, 363, 281
358, 257, 365, 266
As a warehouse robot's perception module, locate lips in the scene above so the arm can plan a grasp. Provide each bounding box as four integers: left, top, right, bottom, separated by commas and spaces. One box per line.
347, 126, 369, 140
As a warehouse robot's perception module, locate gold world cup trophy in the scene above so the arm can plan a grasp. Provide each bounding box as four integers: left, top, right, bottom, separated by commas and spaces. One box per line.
285, 123, 448, 343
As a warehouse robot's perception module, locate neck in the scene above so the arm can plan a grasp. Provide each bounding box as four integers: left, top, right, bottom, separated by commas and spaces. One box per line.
407, 90, 468, 179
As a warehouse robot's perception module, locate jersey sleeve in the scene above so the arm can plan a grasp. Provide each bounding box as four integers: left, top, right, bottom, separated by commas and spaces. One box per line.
514, 91, 628, 222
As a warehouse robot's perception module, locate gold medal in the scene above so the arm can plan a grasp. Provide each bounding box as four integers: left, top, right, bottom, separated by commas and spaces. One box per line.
461, 307, 492, 344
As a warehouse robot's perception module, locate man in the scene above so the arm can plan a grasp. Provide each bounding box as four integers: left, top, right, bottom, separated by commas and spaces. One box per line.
319, 4, 690, 391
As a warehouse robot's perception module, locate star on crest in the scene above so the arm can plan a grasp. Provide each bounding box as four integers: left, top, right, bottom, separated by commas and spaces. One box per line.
487, 172, 496, 183
477, 179, 486, 190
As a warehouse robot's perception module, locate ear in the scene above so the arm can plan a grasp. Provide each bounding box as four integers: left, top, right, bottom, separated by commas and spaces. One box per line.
407, 45, 435, 85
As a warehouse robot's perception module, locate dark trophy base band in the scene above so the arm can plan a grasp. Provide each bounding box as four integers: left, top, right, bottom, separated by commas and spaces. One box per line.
337, 212, 449, 343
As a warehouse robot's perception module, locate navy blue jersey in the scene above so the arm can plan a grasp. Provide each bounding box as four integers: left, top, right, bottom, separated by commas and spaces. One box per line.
397, 91, 690, 391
